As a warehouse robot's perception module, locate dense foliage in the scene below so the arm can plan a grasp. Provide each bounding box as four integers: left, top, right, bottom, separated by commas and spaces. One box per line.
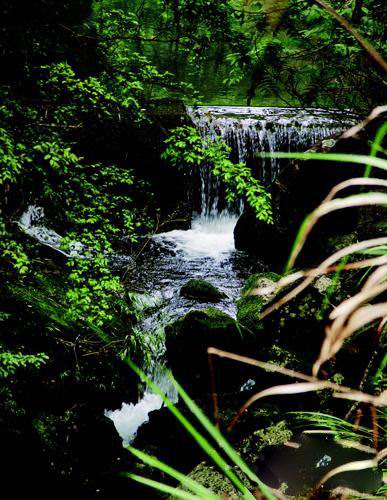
0, 0, 385, 497
91, 0, 386, 110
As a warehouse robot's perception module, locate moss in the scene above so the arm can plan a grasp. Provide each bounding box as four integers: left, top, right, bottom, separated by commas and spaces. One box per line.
266, 344, 304, 371
241, 272, 281, 297
166, 307, 241, 344
240, 420, 293, 464
180, 279, 227, 302
254, 420, 293, 449
237, 272, 280, 334
171, 461, 248, 499
188, 307, 235, 329
236, 295, 265, 333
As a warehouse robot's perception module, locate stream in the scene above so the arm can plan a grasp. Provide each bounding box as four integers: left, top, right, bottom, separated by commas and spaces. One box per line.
104, 106, 358, 444
18, 104, 380, 494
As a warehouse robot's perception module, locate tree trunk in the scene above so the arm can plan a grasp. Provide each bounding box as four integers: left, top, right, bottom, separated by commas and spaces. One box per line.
352, 0, 364, 24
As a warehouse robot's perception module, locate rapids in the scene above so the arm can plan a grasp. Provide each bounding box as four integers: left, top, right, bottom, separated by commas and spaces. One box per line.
104, 106, 358, 443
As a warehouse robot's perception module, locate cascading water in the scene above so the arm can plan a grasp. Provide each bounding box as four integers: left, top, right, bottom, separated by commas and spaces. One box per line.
18, 205, 84, 257
188, 106, 358, 184
106, 106, 357, 445
18, 205, 132, 266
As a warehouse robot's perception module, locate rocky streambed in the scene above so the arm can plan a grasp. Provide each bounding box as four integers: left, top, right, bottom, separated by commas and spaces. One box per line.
103, 107, 385, 498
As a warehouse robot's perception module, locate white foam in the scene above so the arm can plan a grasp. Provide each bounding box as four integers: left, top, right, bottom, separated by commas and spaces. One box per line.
105, 393, 164, 445
18, 205, 132, 266
154, 213, 238, 260
106, 365, 178, 445
18, 205, 84, 257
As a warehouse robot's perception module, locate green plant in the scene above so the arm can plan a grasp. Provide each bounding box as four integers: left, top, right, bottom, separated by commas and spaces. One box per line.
163, 126, 273, 223
0, 350, 48, 379
291, 411, 375, 444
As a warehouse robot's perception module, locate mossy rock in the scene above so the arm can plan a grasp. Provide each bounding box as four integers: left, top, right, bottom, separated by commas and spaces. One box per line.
170, 461, 245, 499
166, 307, 240, 341
180, 278, 227, 302
165, 308, 247, 392
240, 420, 293, 465
237, 272, 280, 336
264, 281, 336, 361
241, 272, 281, 297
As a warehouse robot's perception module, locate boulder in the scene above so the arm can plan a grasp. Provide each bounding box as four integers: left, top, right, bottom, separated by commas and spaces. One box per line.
165, 308, 248, 392
180, 279, 227, 302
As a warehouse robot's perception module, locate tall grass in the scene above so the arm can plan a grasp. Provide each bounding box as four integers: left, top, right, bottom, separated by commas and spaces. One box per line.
122, 122, 386, 498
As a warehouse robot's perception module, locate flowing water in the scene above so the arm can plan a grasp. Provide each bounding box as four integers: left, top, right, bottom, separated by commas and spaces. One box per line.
17, 107, 358, 444
105, 106, 358, 444
188, 106, 358, 183
18, 205, 133, 266
18, 205, 85, 258
105, 214, 253, 443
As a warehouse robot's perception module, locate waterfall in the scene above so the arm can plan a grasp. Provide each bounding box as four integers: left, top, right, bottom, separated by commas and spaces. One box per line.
106, 106, 359, 445
188, 106, 358, 212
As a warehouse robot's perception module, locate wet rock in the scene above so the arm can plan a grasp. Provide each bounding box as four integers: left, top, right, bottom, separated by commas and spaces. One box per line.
236, 272, 280, 337
234, 113, 386, 268
264, 284, 329, 361
180, 278, 227, 302
165, 308, 248, 392
133, 406, 203, 473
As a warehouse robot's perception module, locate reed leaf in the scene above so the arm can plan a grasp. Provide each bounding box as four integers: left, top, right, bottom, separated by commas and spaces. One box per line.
125, 473, 201, 499
125, 358, 258, 499
314, 448, 387, 490
126, 447, 220, 499
168, 375, 278, 500
287, 192, 387, 272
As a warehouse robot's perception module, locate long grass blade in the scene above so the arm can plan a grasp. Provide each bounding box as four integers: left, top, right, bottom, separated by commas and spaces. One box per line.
287, 193, 387, 271
364, 122, 387, 177
262, 152, 387, 170
127, 447, 220, 499
125, 473, 201, 499
314, 448, 387, 490
208, 348, 387, 407
125, 358, 257, 499
322, 177, 387, 204
169, 374, 278, 500
315, 301, 387, 375
261, 238, 387, 319
228, 382, 329, 431
341, 106, 387, 140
